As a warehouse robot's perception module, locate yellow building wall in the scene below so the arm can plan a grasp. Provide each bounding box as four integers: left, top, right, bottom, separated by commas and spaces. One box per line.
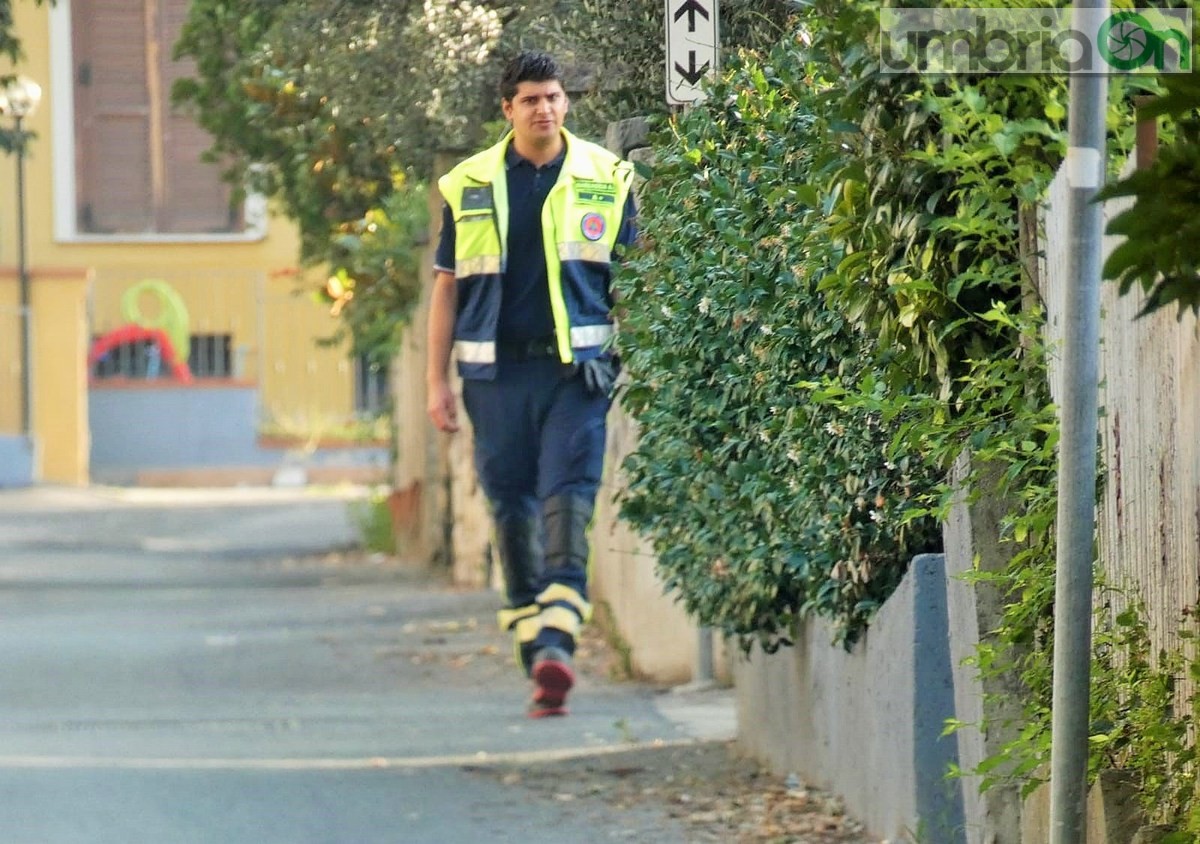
1, 2, 360, 481
0, 278, 19, 435
32, 268, 90, 484
0, 268, 91, 485
258, 271, 357, 436
85, 266, 355, 431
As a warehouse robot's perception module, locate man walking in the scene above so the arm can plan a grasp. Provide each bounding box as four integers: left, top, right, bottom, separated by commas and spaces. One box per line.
426, 51, 636, 717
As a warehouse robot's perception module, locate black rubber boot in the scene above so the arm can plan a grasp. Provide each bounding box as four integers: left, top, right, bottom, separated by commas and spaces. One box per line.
541, 494, 593, 587
492, 513, 545, 675
535, 495, 595, 657
493, 514, 542, 609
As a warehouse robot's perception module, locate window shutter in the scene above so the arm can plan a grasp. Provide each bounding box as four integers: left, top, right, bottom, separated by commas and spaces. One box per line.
73, 0, 154, 233
71, 0, 243, 236
157, 0, 240, 233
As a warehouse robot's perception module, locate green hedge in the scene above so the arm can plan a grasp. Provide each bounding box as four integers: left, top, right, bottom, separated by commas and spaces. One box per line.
616, 0, 1073, 650
617, 32, 945, 650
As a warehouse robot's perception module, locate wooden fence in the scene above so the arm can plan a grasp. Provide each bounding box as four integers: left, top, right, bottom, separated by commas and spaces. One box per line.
1041, 163, 1200, 667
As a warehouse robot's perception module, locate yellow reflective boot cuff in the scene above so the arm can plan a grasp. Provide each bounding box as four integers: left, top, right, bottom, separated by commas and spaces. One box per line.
496, 603, 540, 633
535, 583, 593, 623
538, 605, 581, 638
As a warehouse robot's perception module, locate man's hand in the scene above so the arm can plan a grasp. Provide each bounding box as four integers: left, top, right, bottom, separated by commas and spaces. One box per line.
579, 356, 620, 398
427, 380, 460, 433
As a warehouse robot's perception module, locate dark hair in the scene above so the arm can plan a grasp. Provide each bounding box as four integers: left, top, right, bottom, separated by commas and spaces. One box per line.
499, 51, 564, 101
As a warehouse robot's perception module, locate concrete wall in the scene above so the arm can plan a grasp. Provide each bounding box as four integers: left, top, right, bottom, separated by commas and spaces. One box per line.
32, 269, 91, 485
1042, 163, 1200, 688
943, 456, 1027, 844
90, 384, 266, 471
591, 405, 710, 684
89, 383, 388, 485
731, 459, 1036, 843
0, 436, 35, 487
1023, 771, 1150, 844
734, 554, 965, 842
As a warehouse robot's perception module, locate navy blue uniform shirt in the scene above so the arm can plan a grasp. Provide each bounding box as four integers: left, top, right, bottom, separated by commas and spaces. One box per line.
435, 142, 637, 343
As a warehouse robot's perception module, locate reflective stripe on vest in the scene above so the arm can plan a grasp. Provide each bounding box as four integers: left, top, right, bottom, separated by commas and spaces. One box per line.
570, 324, 613, 349
455, 340, 496, 365
558, 241, 613, 264
455, 255, 501, 278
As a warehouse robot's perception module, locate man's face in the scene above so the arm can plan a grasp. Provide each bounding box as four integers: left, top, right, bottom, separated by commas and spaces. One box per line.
502, 80, 569, 149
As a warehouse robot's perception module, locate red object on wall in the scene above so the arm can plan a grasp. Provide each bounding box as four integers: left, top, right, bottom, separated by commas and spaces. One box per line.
88, 324, 193, 383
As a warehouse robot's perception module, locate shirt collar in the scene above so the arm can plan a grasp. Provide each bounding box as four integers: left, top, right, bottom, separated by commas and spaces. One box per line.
505, 141, 566, 171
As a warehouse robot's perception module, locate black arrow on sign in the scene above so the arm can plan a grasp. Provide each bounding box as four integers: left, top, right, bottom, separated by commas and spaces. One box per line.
673, 0, 709, 32
674, 50, 710, 85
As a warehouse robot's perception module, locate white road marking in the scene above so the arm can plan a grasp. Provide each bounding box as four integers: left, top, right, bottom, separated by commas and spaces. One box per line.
0, 738, 698, 771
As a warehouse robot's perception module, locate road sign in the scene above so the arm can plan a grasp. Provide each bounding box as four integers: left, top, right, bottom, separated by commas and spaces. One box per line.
665, 0, 719, 105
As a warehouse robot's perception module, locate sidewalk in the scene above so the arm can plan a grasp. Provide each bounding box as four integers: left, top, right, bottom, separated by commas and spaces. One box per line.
0, 484, 872, 843
2, 483, 736, 748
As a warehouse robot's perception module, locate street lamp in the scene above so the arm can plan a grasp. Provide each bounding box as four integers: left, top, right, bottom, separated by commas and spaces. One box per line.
0, 75, 43, 439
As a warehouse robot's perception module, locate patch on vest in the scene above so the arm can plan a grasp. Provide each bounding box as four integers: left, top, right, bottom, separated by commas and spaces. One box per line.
574, 179, 617, 205
461, 186, 493, 212
580, 212, 607, 242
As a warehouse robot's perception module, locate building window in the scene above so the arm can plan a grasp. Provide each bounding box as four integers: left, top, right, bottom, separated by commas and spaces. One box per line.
355, 356, 391, 416
70, 0, 242, 235
188, 334, 234, 378
91, 333, 234, 380
91, 337, 166, 380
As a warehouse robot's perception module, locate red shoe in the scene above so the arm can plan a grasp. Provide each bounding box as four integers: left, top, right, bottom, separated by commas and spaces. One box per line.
528, 647, 574, 718
527, 696, 568, 718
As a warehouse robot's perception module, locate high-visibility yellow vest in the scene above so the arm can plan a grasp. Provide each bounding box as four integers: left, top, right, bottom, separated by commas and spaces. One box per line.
438, 129, 634, 379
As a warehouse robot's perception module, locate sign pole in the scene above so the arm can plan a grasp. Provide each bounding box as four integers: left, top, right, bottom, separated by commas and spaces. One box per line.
1048, 3, 1108, 842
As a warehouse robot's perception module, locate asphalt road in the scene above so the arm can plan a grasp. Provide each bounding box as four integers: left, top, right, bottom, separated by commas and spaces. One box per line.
0, 486, 735, 844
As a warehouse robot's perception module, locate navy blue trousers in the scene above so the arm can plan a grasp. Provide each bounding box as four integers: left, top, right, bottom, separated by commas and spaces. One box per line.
462, 357, 609, 612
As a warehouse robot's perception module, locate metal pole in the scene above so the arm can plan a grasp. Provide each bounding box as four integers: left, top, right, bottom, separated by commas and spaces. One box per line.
15, 114, 33, 439
1049, 3, 1108, 842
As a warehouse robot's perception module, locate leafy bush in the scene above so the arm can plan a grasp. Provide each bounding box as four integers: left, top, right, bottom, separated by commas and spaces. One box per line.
616, 0, 1075, 649
617, 34, 944, 650
1090, 598, 1200, 834
350, 490, 396, 556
